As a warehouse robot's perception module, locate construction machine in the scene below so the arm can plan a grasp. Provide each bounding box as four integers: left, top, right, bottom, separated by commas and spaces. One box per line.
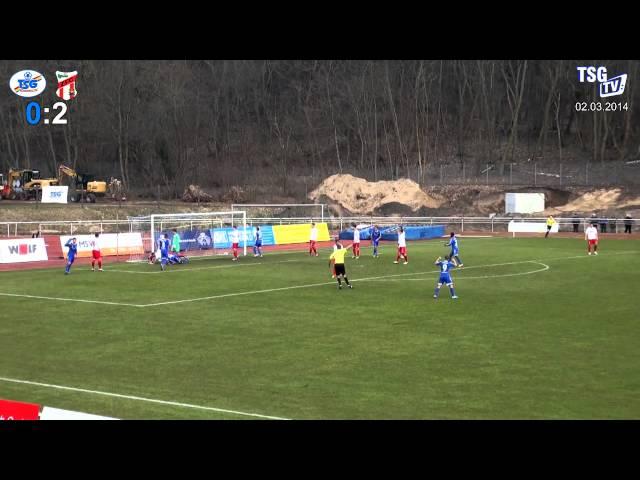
58, 164, 108, 203
2, 169, 59, 200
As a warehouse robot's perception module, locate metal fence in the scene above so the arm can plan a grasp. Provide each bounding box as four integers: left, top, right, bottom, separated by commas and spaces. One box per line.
2, 216, 638, 237
420, 160, 640, 187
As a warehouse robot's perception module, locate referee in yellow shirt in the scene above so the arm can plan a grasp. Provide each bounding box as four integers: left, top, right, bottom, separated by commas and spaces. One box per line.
545, 215, 556, 238
329, 243, 353, 290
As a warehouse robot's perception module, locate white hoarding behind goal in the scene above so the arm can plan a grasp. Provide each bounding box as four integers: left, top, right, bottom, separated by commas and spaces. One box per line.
505, 193, 545, 214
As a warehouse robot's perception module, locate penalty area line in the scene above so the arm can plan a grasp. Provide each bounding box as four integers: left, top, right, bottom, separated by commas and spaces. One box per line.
0, 292, 138, 307
0, 376, 290, 420
1, 251, 636, 308
365, 262, 550, 282
105, 259, 300, 274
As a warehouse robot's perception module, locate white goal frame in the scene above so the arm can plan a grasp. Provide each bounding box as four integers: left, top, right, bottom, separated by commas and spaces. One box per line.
150, 211, 247, 257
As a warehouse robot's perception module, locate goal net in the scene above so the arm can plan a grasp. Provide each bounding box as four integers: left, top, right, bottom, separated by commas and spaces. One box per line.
127, 211, 247, 262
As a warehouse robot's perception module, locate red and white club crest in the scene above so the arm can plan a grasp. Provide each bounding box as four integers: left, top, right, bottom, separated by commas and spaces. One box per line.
55, 71, 78, 100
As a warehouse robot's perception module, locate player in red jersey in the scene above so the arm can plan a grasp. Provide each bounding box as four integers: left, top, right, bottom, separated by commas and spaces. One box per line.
91, 232, 103, 271
585, 222, 599, 255
309, 222, 319, 256
393, 226, 408, 264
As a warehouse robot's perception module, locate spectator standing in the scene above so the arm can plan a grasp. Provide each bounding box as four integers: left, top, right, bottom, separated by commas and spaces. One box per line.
624, 214, 633, 234
572, 213, 580, 233
598, 215, 607, 233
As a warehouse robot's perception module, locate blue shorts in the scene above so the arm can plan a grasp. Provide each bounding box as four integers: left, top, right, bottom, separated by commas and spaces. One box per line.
161, 250, 168, 259
372, 239, 380, 245
438, 273, 453, 285
255, 240, 262, 247
67, 255, 75, 264
451, 248, 459, 256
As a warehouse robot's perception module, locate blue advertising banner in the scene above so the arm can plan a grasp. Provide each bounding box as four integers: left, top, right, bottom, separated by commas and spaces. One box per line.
339, 225, 445, 241
176, 229, 213, 251
153, 230, 213, 251
210, 225, 275, 249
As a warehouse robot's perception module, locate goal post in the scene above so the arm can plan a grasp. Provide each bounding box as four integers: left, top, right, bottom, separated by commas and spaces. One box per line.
127, 211, 248, 261
231, 203, 326, 223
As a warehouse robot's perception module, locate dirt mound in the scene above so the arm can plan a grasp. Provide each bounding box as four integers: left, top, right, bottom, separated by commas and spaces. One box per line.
545, 188, 640, 215
308, 174, 441, 215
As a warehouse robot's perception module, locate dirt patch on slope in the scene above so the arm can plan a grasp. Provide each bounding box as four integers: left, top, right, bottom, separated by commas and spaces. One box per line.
308, 174, 442, 215
309, 175, 640, 217
544, 188, 640, 215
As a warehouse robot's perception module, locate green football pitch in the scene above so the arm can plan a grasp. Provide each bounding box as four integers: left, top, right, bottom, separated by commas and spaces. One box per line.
1, 237, 639, 419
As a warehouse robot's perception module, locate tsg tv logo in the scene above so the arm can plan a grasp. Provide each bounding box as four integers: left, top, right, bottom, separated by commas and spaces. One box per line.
577, 66, 627, 98
9, 70, 46, 97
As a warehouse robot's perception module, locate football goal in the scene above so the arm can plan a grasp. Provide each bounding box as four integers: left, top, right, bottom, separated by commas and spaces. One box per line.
127, 210, 248, 261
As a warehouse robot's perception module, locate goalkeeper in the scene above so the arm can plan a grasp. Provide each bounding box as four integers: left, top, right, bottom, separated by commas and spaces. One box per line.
171, 229, 181, 253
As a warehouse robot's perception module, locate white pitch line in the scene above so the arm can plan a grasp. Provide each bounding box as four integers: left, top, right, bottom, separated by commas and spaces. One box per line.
137, 251, 638, 307
141, 280, 338, 307
0, 251, 636, 308
105, 259, 300, 274
0, 376, 290, 420
365, 262, 550, 282
0, 292, 138, 307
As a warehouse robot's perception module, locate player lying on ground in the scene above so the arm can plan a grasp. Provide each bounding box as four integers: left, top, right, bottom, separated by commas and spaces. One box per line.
168, 251, 189, 264
329, 242, 353, 289
433, 255, 458, 299
148, 251, 189, 264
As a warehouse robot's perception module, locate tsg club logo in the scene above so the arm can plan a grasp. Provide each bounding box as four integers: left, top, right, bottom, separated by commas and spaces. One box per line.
197, 232, 211, 247
577, 66, 627, 98
55, 71, 78, 100
9, 70, 46, 97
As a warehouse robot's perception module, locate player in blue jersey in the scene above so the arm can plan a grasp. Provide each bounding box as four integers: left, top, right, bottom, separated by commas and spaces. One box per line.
444, 232, 463, 267
64, 237, 78, 274
158, 234, 170, 271
433, 255, 458, 299
253, 226, 263, 257
167, 251, 189, 264
371, 225, 382, 258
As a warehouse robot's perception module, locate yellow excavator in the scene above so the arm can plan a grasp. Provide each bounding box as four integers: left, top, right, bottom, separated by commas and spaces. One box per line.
2, 169, 59, 200
58, 164, 108, 203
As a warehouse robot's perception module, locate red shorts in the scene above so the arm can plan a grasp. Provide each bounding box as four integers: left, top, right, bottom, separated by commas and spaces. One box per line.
92, 250, 102, 260
310, 240, 317, 247
353, 242, 360, 247
398, 246, 407, 255
232, 243, 239, 249
588, 239, 598, 246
